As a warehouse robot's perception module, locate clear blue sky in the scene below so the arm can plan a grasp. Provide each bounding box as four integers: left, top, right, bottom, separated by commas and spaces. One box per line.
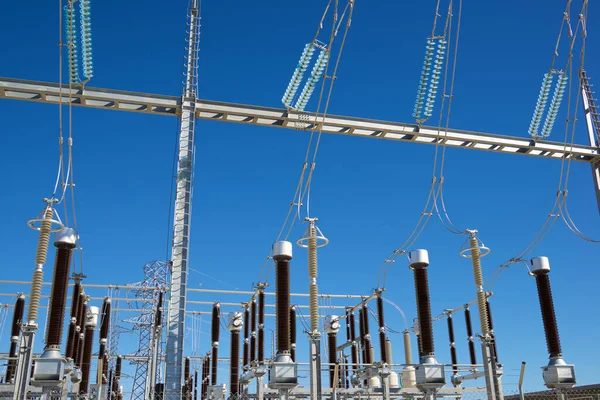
0, 0, 599, 395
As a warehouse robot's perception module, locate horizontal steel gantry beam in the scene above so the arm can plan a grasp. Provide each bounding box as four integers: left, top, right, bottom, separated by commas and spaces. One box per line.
1, 77, 598, 162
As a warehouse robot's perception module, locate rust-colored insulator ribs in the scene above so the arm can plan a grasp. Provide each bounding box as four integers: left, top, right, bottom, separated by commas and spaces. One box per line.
447, 315, 458, 374
80, 326, 95, 394
230, 331, 240, 396
413, 267, 434, 357
290, 306, 297, 361
46, 247, 73, 347
328, 333, 338, 388
258, 291, 265, 363
464, 308, 477, 364
66, 283, 81, 359
243, 308, 250, 367
276, 259, 290, 353
535, 273, 562, 358
250, 300, 256, 362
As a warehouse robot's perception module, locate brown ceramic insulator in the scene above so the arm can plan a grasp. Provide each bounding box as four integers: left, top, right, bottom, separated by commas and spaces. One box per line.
5, 342, 18, 384
155, 292, 163, 328
74, 294, 86, 366
112, 356, 122, 398
376, 296, 388, 362
243, 308, 249, 367
447, 315, 458, 375
202, 356, 209, 400
194, 370, 198, 400
46, 247, 73, 347
485, 300, 499, 362
184, 357, 191, 399
66, 283, 81, 359
211, 347, 218, 386
5, 295, 25, 383
10, 295, 25, 338
379, 331, 387, 363
211, 303, 220, 344
230, 330, 240, 396
80, 326, 95, 394
250, 300, 256, 362
416, 334, 422, 358
290, 306, 297, 362
328, 333, 338, 388
358, 308, 365, 361
364, 336, 372, 364
275, 259, 290, 353
348, 311, 358, 373
535, 273, 562, 358
413, 267, 434, 357
102, 354, 109, 384
362, 305, 371, 336
258, 292, 265, 363
464, 308, 477, 365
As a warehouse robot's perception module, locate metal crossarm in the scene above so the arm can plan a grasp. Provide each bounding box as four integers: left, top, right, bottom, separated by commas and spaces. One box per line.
1, 77, 597, 163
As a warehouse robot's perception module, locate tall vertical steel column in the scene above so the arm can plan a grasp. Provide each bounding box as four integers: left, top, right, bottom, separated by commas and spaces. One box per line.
165, 0, 201, 396
580, 70, 600, 215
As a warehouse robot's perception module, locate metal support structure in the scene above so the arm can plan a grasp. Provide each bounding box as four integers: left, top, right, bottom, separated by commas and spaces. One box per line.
308, 339, 322, 400
0, 78, 598, 164
126, 261, 168, 400
580, 70, 600, 215
165, 0, 200, 397
13, 329, 35, 400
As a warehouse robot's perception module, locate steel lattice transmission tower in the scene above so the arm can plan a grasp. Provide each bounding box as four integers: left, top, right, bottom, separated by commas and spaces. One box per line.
125, 261, 169, 400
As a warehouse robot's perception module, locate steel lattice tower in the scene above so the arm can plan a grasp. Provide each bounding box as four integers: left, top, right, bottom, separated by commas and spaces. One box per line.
125, 261, 168, 400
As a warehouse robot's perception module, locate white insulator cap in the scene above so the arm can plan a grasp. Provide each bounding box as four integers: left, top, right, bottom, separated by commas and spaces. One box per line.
54, 227, 78, 248
324, 315, 340, 334
531, 256, 550, 275
85, 306, 99, 328
272, 241, 293, 260
227, 311, 243, 332
408, 249, 429, 268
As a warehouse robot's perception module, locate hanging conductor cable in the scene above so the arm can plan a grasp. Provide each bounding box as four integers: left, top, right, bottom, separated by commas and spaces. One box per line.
258, 1, 355, 287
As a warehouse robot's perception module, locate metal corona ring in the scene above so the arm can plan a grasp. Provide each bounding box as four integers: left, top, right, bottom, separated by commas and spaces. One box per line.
459, 233, 490, 259
27, 202, 64, 233
297, 221, 329, 248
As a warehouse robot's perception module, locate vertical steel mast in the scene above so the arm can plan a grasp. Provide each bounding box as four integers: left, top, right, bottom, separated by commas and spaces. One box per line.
165, 0, 200, 396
